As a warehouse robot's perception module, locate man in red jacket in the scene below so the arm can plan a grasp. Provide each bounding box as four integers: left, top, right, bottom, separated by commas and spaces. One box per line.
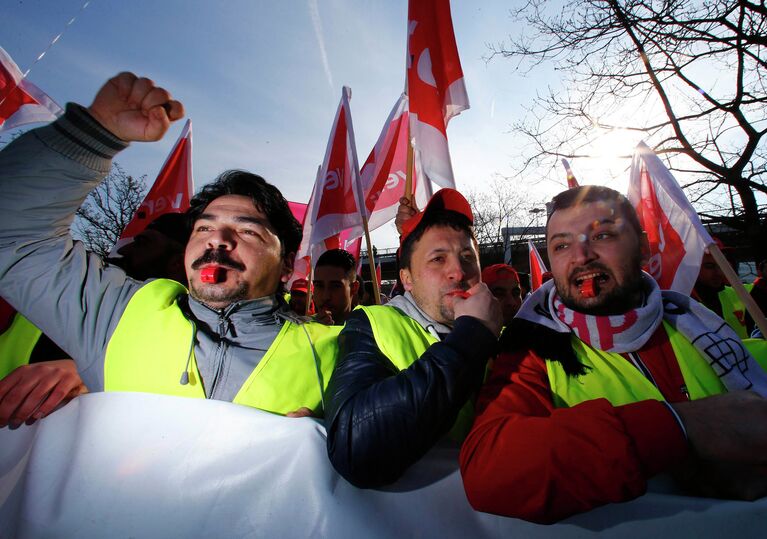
460, 185, 767, 523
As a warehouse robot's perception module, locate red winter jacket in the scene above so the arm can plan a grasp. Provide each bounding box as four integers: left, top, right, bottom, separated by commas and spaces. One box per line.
460, 325, 689, 524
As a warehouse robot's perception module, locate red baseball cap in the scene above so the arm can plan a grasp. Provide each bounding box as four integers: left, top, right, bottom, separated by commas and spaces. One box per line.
399, 188, 474, 247
290, 278, 310, 294
481, 264, 519, 286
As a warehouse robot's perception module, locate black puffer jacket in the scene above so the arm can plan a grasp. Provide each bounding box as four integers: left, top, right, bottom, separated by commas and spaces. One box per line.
324, 308, 497, 488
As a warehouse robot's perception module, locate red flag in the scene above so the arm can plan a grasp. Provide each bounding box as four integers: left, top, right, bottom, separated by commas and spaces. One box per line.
349, 94, 431, 239
627, 141, 713, 294
528, 240, 548, 292
113, 120, 194, 253
375, 261, 382, 290
407, 0, 469, 189
561, 158, 580, 189
308, 87, 364, 246
0, 47, 61, 132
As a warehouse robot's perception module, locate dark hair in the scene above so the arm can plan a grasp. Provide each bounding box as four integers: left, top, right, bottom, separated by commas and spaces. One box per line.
187, 170, 302, 256
546, 185, 643, 239
316, 249, 357, 281
399, 210, 474, 270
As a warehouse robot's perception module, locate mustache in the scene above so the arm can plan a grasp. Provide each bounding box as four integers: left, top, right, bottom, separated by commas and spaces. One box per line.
191, 250, 246, 272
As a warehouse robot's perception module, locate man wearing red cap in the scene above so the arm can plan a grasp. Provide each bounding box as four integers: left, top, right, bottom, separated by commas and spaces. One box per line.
482, 264, 523, 328
324, 188, 502, 488
288, 278, 313, 316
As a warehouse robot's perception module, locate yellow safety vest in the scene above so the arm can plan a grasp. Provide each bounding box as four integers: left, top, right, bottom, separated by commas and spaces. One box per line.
546, 321, 728, 408
0, 313, 42, 379
104, 279, 340, 416
719, 285, 752, 339
357, 305, 476, 440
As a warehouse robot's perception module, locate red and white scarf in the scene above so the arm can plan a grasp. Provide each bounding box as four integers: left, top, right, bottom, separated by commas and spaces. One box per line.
517, 272, 767, 395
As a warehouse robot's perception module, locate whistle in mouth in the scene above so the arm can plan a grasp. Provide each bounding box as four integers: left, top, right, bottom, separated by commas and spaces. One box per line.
200, 266, 224, 284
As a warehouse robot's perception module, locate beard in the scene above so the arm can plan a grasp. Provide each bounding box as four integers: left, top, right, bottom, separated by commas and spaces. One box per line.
189, 280, 250, 309
555, 255, 644, 316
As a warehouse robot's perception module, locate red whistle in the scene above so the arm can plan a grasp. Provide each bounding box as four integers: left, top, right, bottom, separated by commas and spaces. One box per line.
580, 278, 596, 298
200, 266, 224, 284
447, 290, 471, 299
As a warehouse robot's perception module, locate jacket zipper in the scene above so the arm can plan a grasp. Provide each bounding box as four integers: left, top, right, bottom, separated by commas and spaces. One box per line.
208, 309, 232, 399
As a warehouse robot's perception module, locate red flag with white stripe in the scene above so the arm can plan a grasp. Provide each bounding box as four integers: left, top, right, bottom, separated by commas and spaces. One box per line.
0, 47, 62, 132
113, 119, 194, 253
308, 86, 364, 246
349, 94, 430, 239
627, 141, 713, 295
561, 158, 580, 189
407, 0, 469, 189
528, 240, 548, 292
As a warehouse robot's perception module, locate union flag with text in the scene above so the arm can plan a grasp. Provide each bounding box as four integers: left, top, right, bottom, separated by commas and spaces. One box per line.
627, 142, 713, 295
114, 119, 194, 253
308, 86, 364, 246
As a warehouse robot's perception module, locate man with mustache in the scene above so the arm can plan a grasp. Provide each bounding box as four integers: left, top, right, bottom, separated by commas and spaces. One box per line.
324, 188, 502, 487
0, 72, 339, 421
460, 185, 767, 523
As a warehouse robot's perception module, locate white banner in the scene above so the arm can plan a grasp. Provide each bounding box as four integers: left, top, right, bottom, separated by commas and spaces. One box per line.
2, 393, 765, 538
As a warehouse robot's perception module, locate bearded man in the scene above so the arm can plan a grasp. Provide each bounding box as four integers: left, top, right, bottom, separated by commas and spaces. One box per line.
460, 185, 767, 523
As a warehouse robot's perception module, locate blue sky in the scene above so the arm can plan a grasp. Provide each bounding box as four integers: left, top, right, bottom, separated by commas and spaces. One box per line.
2, 0, 578, 249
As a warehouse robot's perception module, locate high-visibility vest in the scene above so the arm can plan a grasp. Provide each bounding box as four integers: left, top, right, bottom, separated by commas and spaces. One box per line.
357, 305, 476, 440
546, 321, 728, 408
719, 285, 752, 339
104, 279, 340, 416
0, 313, 42, 379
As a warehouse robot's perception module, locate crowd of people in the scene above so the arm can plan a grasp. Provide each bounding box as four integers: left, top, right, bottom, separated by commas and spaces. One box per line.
1, 73, 767, 525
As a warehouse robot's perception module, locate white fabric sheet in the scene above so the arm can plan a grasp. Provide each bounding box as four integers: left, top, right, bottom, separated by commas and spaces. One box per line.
1, 392, 766, 538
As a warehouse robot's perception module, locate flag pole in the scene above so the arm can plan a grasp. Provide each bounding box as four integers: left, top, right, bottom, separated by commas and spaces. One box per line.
362, 216, 381, 305
305, 255, 314, 317
404, 134, 415, 204
708, 243, 767, 338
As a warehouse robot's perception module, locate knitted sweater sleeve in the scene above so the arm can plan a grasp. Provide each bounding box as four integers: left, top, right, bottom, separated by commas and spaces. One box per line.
459, 347, 689, 524
0, 104, 143, 390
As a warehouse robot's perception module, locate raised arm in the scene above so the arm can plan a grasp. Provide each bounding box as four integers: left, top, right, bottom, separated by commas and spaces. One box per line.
0, 73, 183, 389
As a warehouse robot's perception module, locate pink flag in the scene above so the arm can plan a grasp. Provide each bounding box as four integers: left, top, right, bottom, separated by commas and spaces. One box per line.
0, 47, 62, 132
407, 0, 469, 189
113, 120, 194, 252
627, 141, 713, 295
288, 201, 308, 224
528, 240, 548, 292
561, 158, 580, 189
308, 86, 364, 246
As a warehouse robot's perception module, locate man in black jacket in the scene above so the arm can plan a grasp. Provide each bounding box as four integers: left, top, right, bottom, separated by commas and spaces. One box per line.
324, 188, 501, 487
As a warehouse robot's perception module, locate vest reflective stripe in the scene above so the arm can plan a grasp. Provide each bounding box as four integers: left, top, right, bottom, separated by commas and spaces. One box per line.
357, 305, 475, 440
719, 285, 752, 339
0, 313, 42, 379
546, 321, 726, 408
104, 279, 340, 416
